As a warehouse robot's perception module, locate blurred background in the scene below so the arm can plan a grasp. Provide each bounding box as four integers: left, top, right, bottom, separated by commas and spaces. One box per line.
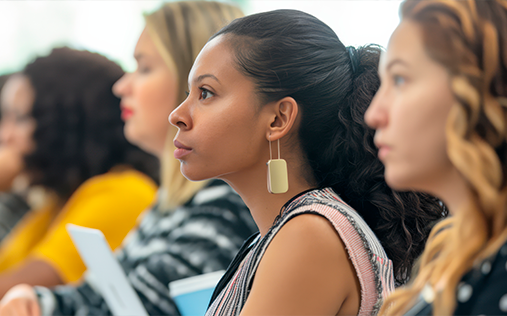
0, 0, 403, 75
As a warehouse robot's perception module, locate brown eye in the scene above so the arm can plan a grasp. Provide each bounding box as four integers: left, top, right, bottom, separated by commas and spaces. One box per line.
200, 88, 214, 100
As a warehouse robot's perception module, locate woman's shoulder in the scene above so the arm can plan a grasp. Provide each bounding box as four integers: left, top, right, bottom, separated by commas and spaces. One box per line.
243, 212, 358, 315
453, 239, 507, 315
70, 169, 157, 198
283, 187, 358, 218
266, 212, 349, 267
282, 188, 387, 256
273, 187, 394, 313
89, 168, 157, 188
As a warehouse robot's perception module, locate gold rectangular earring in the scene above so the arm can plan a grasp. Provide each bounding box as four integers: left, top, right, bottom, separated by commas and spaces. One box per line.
267, 137, 289, 194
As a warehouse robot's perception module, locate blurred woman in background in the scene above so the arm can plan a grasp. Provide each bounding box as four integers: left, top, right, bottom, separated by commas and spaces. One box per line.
0, 2, 256, 315
0, 47, 159, 297
0, 72, 31, 241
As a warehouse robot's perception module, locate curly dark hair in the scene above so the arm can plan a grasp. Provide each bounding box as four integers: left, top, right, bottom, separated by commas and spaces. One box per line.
213, 10, 448, 285
23, 47, 159, 199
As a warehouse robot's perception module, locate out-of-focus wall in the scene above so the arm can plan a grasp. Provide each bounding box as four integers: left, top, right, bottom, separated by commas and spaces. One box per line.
246, 1, 402, 48
0, 0, 401, 75
0, 1, 164, 74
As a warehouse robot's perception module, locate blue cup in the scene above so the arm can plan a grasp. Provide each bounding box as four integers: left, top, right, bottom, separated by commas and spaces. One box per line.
169, 270, 225, 316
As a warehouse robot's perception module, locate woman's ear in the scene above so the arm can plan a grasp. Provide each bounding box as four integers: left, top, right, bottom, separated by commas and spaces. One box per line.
266, 96, 299, 141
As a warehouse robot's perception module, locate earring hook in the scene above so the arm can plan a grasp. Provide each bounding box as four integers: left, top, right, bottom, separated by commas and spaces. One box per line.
269, 135, 272, 161
269, 135, 281, 160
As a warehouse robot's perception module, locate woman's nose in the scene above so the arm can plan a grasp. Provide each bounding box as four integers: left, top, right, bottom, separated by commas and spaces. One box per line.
112, 73, 131, 98
169, 101, 190, 130
364, 91, 388, 130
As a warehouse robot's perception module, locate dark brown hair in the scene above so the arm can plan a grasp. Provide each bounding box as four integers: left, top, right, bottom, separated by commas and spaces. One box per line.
24, 47, 159, 199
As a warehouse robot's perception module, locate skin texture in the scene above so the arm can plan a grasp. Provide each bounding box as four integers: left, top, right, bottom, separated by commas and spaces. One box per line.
113, 28, 178, 158
0, 75, 36, 191
364, 20, 469, 213
170, 35, 360, 315
0, 28, 178, 315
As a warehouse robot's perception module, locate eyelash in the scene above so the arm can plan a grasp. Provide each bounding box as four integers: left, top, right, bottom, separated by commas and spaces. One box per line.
185, 87, 215, 100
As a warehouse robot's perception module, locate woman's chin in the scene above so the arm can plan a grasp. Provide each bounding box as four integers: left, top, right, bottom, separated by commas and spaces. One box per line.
124, 129, 160, 156
179, 166, 210, 182
384, 170, 412, 192
123, 126, 142, 146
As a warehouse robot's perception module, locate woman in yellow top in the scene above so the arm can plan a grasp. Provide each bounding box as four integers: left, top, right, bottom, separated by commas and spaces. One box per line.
0, 48, 158, 297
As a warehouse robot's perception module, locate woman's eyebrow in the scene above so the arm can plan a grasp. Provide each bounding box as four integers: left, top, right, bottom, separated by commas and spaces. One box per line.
386, 58, 409, 72
189, 74, 220, 88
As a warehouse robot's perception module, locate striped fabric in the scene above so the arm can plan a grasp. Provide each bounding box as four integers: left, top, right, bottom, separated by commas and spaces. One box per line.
206, 187, 394, 316
0, 192, 30, 242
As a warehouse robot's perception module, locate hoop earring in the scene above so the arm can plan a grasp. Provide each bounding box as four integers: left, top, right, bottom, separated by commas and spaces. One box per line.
267, 136, 288, 194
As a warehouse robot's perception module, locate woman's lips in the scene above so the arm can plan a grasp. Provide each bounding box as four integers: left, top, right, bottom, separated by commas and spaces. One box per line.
121, 106, 134, 121
173, 140, 192, 159
374, 137, 391, 161
378, 145, 391, 161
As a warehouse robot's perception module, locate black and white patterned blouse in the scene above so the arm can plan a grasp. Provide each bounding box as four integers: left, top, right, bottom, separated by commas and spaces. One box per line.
406, 239, 507, 315
35, 180, 258, 315
0, 192, 30, 242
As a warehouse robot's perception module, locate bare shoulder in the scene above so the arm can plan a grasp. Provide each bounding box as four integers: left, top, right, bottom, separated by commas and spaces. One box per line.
240, 213, 361, 316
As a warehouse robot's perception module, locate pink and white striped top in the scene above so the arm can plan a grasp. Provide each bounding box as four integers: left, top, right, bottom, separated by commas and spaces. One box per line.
206, 187, 395, 316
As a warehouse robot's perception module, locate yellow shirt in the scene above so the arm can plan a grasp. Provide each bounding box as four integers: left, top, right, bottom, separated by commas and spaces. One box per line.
0, 169, 157, 282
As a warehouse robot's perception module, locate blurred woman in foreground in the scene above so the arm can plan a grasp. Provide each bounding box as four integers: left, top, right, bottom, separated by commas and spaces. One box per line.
365, 1, 507, 314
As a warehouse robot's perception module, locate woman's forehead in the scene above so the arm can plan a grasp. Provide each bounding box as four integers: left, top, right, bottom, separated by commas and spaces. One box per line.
189, 36, 237, 85
1, 75, 34, 114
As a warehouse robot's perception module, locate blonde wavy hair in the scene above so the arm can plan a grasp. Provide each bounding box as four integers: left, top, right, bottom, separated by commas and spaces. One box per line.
144, 1, 244, 209
380, 1, 507, 315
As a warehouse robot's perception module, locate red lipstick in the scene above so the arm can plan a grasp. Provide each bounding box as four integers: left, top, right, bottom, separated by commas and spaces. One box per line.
120, 106, 134, 121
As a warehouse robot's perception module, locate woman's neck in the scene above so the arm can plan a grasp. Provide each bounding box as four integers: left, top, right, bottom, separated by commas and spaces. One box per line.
221, 160, 315, 236
431, 168, 471, 216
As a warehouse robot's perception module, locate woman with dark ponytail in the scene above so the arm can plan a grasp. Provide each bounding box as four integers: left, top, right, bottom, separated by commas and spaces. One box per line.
170, 9, 445, 315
